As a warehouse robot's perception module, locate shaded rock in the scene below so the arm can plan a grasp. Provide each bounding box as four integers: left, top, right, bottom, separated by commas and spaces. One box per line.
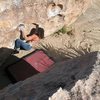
0, 52, 99, 100
49, 52, 100, 100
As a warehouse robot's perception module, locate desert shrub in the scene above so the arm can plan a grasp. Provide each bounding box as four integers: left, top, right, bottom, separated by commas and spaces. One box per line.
54, 26, 73, 36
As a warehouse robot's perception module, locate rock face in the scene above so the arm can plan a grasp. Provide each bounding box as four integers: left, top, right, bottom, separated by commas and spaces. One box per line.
0, 0, 90, 48
72, 0, 100, 51
0, 52, 100, 100
0, 0, 100, 100
49, 53, 100, 100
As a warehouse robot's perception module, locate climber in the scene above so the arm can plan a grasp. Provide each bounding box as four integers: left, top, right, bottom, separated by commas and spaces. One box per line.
14, 23, 44, 53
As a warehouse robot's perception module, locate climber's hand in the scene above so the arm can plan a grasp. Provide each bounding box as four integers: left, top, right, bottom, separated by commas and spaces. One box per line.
18, 24, 25, 32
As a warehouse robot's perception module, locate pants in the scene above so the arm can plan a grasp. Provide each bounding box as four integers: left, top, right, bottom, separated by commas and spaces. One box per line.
15, 39, 32, 50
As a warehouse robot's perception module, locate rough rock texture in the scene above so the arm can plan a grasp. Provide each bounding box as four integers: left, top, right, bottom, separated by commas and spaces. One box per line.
0, 51, 100, 100
0, 0, 90, 48
49, 52, 100, 100
72, 0, 100, 51
0, 0, 100, 99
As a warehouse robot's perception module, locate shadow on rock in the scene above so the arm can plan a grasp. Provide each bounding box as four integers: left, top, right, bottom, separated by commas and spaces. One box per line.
0, 50, 98, 99
0, 47, 17, 89
37, 51, 98, 100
